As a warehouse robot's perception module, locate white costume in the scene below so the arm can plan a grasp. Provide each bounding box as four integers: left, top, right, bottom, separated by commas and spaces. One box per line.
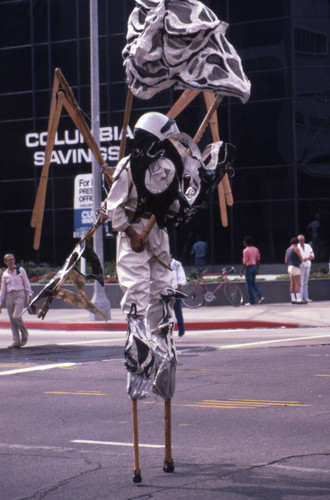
298, 242, 314, 301
106, 156, 173, 332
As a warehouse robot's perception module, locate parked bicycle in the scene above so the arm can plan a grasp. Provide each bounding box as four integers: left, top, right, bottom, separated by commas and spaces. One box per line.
182, 266, 243, 308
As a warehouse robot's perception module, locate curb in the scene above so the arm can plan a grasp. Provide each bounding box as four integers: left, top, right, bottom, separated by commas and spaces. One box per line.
0, 320, 299, 332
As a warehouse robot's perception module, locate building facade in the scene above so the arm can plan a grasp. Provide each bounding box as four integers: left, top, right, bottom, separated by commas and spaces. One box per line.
0, 0, 329, 266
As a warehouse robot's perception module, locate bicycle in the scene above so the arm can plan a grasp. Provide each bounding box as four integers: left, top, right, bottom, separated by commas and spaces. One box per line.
182, 266, 243, 308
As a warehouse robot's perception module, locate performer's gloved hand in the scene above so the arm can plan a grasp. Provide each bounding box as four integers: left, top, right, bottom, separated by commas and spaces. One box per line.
125, 226, 146, 252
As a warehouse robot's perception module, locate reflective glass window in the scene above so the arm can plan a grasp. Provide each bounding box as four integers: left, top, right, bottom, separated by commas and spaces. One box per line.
0, 47, 32, 93
0, 1, 31, 48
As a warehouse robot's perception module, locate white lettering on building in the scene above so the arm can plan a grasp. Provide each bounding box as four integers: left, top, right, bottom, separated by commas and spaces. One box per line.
26, 126, 133, 166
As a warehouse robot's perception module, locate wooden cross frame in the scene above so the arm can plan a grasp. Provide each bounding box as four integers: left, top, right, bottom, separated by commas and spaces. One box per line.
31, 68, 233, 252
30, 68, 115, 251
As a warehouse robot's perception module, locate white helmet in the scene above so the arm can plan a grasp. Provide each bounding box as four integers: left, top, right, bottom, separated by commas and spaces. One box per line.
134, 112, 179, 141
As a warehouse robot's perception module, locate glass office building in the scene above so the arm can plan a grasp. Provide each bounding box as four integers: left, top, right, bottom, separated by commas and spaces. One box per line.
0, 0, 329, 266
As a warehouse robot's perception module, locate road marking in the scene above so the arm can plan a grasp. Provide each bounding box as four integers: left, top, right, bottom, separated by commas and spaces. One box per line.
71, 439, 163, 449
315, 374, 330, 377
177, 369, 212, 373
58, 337, 124, 346
0, 443, 73, 452
218, 333, 330, 349
179, 399, 310, 409
0, 363, 36, 368
142, 399, 310, 409
184, 399, 310, 408
45, 390, 106, 396
271, 464, 330, 474
0, 363, 78, 376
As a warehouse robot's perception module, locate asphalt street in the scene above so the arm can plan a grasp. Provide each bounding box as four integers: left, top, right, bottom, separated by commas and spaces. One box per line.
1, 315, 330, 499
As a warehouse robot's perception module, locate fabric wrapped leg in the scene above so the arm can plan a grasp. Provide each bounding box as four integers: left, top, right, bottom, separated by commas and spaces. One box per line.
152, 323, 177, 400
125, 315, 155, 400
151, 289, 178, 400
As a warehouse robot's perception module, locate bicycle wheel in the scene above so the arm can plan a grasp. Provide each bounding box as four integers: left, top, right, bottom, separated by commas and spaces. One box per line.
224, 282, 243, 307
181, 283, 205, 308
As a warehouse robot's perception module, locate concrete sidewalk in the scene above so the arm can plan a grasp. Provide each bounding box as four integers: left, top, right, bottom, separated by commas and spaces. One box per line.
0, 301, 329, 331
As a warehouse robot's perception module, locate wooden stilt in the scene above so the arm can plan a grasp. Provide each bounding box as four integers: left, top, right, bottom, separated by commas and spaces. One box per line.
163, 398, 174, 472
132, 399, 142, 483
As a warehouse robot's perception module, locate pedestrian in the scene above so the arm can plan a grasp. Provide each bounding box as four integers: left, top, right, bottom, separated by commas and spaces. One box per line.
297, 234, 314, 302
306, 213, 323, 261
171, 256, 187, 340
240, 236, 264, 305
284, 237, 306, 304
0, 253, 33, 348
191, 235, 208, 268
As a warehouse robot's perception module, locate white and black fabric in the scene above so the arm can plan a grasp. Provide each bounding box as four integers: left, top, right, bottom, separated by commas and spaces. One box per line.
125, 314, 155, 378
130, 134, 185, 228
123, 0, 251, 102
131, 130, 236, 229
125, 297, 177, 400
151, 289, 178, 400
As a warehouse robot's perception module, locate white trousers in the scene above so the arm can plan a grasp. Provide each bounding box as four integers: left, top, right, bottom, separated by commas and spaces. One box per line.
6, 290, 28, 345
116, 219, 173, 332
300, 266, 310, 301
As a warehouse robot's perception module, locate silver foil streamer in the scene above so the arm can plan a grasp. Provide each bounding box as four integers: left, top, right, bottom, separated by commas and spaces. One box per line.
125, 312, 177, 401
127, 370, 155, 400
152, 324, 177, 400
123, 0, 251, 103
124, 316, 154, 377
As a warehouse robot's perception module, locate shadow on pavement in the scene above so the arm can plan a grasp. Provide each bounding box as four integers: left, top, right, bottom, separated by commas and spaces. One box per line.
0, 344, 218, 365
0, 344, 124, 364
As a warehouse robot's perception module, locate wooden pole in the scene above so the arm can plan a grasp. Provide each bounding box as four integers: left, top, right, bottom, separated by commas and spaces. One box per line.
193, 94, 222, 144
55, 69, 108, 172
218, 179, 228, 227
119, 89, 133, 161
163, 399, 174, 472
141, 215, 156, 242
30, 68, 116, 250
132, 399, 142, 483
166, 88, 200, 119
31, 92, 65, 249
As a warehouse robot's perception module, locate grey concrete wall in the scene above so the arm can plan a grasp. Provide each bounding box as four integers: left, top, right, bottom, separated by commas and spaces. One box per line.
31, 278, 330, 309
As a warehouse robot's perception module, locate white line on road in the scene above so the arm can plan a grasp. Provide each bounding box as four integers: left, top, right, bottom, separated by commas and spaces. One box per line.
57, 337, 124, 346
219, 333, 330, 349
271, 464, 330, 474
0, 443, 74, 452
0, 363, 78, 376
71, 439, 164, 449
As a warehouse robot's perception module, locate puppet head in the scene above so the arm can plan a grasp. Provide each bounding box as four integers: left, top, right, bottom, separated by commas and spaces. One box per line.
134, 112, 179, 141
